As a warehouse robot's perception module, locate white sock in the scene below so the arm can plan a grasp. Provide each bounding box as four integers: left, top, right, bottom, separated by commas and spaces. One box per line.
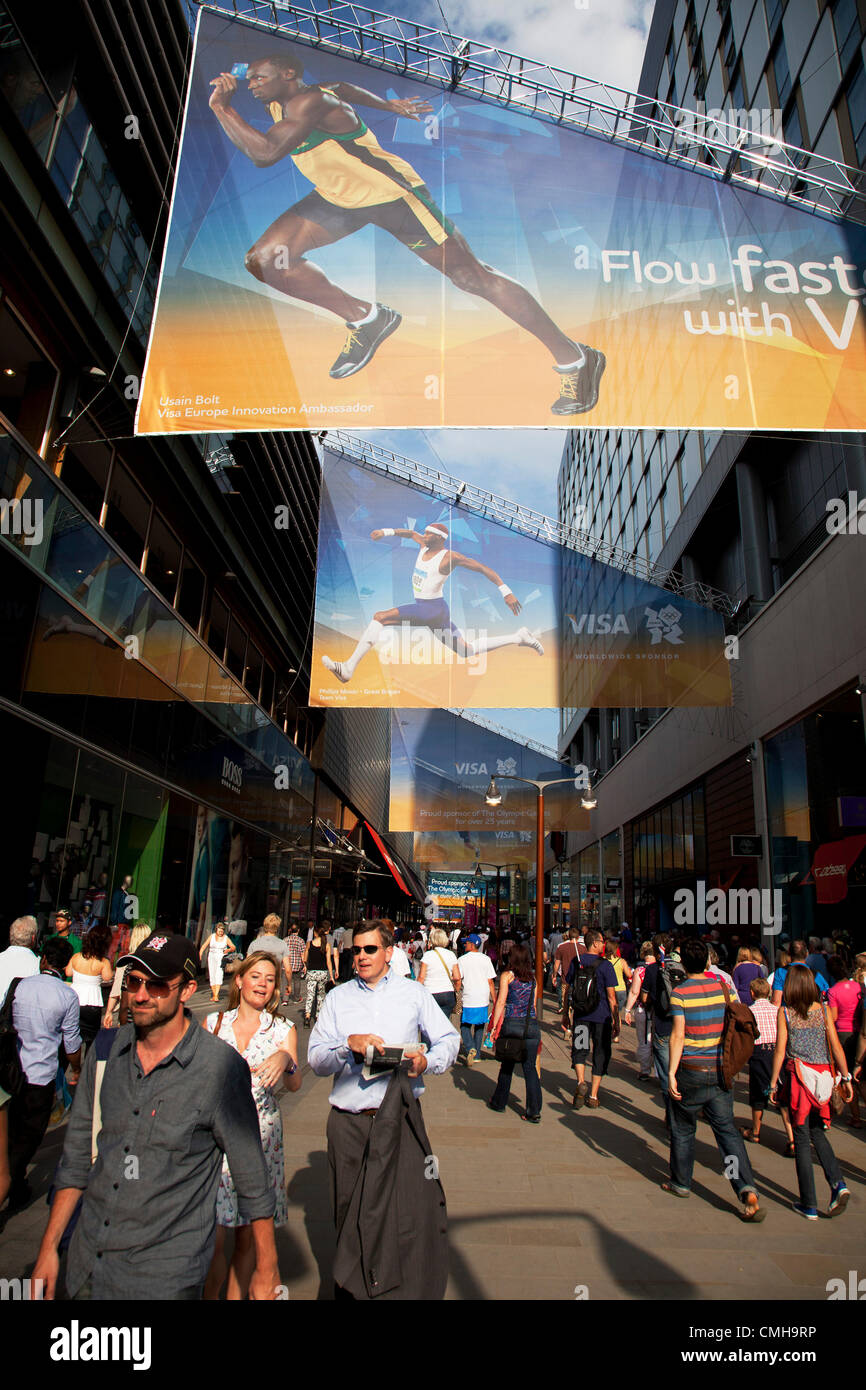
348, 304, 378, 328
472, 632, 522, 655
343, 619, 385, 676
555, 348, 586, 371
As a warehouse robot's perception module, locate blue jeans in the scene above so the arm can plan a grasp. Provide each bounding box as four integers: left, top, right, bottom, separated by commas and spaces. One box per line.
669, 1068, 758, 1201
651, 1030, 670, 1116
461, 1021, 486, 1054
634, 1006, 651, 1074
792, 1107, 844, 1209
490, 1021, 542, 1117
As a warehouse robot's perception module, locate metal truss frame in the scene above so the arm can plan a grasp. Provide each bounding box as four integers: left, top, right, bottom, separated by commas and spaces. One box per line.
324, 429, 739, 618
195, 0, 866, 223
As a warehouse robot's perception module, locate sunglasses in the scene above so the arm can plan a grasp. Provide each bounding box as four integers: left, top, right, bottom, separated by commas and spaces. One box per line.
124, 972, 185, 998
352, 944, 382, 956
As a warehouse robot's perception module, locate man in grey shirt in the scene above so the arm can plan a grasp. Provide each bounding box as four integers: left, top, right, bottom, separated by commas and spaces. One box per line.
33, 932, 280, 1300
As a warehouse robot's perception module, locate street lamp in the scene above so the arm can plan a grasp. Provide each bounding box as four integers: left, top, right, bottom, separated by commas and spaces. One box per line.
484, 773, 594, 1017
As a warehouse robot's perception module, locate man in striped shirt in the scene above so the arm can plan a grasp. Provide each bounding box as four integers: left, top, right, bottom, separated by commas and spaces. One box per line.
664, 937, 765, 1221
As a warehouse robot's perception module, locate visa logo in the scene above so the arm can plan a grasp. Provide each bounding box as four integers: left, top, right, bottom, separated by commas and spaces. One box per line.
456, 762, 488, 775
567, 613, 630, 635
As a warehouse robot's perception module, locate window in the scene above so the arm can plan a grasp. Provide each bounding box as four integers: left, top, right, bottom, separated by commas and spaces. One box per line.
103, 460, 150, 567
244, 642, 263, 703
833, 0, 862, 73
771, 34, 791, 108
765, 0, 785, 36
176, 552, 205, 631
206, 593, 229, 663
846, 61, 866, 166
225, 614, 247, 680
57, 438, 111, 521
144, 511, 181, 605
784, 100, 804, 151
259, 661, 275, 716
0, 300, 58, 451
728, 63, 746, 110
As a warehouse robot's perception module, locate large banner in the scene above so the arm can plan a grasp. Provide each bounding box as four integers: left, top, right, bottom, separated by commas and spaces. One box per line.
390, 708, 589, 832
311, 451, 730, 709
413, 831, 537, 869
136, 9, 866, 434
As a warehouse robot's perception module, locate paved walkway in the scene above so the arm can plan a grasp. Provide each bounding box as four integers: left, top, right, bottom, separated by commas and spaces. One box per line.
2, 982, 864, 1301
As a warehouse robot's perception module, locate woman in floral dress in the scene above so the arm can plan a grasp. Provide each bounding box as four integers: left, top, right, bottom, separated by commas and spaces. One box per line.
203, 952, 302, 1299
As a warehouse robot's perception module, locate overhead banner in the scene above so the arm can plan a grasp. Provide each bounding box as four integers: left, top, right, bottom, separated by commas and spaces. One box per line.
390, 708, 589, 832
413, 831, 537, 869
311, 451, 730, 709
136, 8, 866, 434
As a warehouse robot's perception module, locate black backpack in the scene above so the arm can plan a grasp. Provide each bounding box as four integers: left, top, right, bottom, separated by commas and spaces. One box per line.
656, 958, 687, 1016
0, 977, 26, 1097
571, 956, 602, 1018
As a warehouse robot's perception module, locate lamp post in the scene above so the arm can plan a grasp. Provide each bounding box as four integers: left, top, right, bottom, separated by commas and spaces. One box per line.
485, 774, 597, 1018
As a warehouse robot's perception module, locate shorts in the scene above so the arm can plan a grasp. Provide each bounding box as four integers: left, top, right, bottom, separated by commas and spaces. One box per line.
571, 1017, 613, 1077
290, 186, 455, 252
392, 597, 454, 628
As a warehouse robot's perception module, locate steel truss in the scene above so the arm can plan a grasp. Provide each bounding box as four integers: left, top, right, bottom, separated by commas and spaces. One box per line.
324, 429, 739, 618
196, 0, 866, 223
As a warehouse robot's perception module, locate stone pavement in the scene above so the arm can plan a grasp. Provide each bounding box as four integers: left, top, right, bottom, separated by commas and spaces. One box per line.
2, 980, 864, 1301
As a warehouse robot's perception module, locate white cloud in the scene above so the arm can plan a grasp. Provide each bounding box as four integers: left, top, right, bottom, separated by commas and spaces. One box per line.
404, 0, 654, 92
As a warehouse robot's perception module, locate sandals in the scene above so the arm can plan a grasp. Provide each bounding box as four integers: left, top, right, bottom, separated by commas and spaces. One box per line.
739, 1127, 761, 1143
586, 1096, 600, 1109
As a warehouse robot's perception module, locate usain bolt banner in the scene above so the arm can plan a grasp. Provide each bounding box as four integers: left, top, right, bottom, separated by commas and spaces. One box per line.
389, 709, 589, 834
135, 8, 866, 434
310, 452, 730, 710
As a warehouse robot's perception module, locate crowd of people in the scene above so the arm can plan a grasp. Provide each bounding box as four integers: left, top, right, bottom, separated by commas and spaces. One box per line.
0, 907, 863, 1299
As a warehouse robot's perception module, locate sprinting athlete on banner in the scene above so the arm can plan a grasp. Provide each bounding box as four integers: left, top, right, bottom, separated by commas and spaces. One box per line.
208, 53, 605, 416
321, 521, 544, 684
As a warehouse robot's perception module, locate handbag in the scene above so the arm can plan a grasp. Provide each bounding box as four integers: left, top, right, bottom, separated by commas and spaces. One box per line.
0, 977, 26, 1097
494, 982, 534, 1063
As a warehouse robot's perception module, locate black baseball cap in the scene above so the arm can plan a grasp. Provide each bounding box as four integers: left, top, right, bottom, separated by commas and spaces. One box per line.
118, 932, 198, 980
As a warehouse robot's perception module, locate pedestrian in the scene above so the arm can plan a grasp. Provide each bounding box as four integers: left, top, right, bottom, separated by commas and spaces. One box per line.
456, 934, 496, 1066
204, 952, 301, 1299
102, 923, 151, 1028
772, 939, 829, 1004
246, 914, 292, 1000
750, 944, 768, 978
199, 920, 237, 1003
5, 938, 82, 1212
566, 927, 620, 1110
768, 963, 852, 1220
284, 920, 307, 1000
739, 976, 793, 1149
732, 945, 765, 1005
663, 937, 765, 1221
639, 934, 682, 1128
553, 927, 582, 1021
307, 919, 459, 1299
624, 940, 656, 1080
0, 915, 40, 1006
767, 947, 790, 995
33, 932, 281, 1299
487, 943, 542, 1122
606, 937, 633, 1013
302, 921, 334, 1027
705, 945, 735, 992
416, 928, 461, 1016
826, 954, 863, 1127
44, 908, 82, 957
65, 925, 114, 1048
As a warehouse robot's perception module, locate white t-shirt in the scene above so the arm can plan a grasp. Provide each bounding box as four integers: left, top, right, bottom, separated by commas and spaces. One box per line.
421, 948, 457, 993
389, 945, 412, 978
0, 944, 39, 1007
458, 950, 497, 1008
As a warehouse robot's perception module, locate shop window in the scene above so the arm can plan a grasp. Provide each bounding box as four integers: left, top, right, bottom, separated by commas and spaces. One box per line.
103, 460, 151, 568
0, 300, 58, 451
144, 510, 181, 605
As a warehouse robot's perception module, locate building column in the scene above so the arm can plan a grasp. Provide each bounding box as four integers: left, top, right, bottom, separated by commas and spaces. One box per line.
581, 718, 594, 771
621, 707, 636, 752
845, 440, 866, 497
599, 709, 613, 774
735, 462, 773, 606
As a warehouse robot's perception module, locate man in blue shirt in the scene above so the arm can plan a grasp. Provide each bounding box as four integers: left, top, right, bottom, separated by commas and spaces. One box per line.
565, 927, 619, 1110
772, 938, 830, 1005
308, 918, 459, 1298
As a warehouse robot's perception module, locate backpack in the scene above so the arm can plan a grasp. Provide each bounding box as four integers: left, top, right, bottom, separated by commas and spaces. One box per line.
718, 982, 758, 1091
571, 956, 602, 1018
656, 958, 687, 1016
0, 977, 26, 1097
